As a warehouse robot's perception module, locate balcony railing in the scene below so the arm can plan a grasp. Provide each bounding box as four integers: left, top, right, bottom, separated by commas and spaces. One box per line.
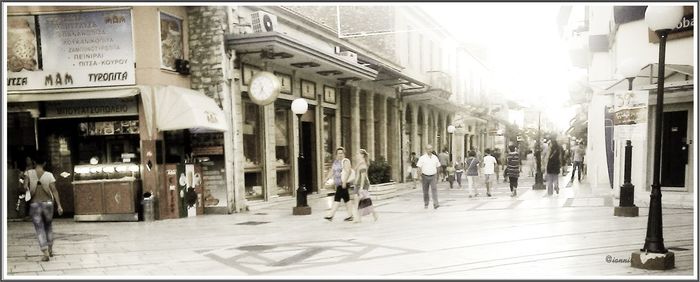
427, 70, 452, 98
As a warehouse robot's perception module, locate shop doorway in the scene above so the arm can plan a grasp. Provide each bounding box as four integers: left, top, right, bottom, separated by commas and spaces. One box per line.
298, 121, 317, 193
660, 110, 688, 187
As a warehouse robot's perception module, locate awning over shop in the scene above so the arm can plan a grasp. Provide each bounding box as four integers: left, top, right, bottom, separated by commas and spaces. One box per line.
7, 87, 139, 102
8, 85, 227, 136
605, 63, 694, 92
225, 32, 378, 81
139, 85, 228, 135
402, 91, 471, 114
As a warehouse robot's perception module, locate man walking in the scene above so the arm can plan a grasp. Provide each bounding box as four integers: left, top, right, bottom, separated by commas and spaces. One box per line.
438, 149, 450, 182
416, 144, 441, 209
569, 142, 585, 184
482, 149, 497, 197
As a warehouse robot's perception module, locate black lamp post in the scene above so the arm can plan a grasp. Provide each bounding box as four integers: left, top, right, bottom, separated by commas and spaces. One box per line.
532, 111, 545, 190
614, 60, 642, 217
291, 98, 311, 215
447, 125, 455, 163
631, 5, 684, 270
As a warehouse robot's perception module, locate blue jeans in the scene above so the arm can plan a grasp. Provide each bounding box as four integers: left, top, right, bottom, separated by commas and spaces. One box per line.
546, 173, 560, 195
30, 202, 54, 251
570, 161, 583, 182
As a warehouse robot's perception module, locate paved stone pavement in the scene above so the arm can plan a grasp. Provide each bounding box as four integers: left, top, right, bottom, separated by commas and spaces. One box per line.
4, 174, 696, 279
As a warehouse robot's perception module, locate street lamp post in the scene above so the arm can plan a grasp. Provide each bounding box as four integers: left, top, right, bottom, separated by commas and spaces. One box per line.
614, 59, 643, 217
447, 125, 456, 163
532, 111, 545, 190
631, 6, 684, 270
291, 98, 311, 215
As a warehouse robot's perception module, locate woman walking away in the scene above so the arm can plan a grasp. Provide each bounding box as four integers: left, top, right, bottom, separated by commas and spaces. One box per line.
353, 149, 378, 223
506, 145, 521, 197
526, 149, 535, 177
454, 156, 464, 189
24, 158, 63, 261
543, 139, 563, 196
323, 147, 356, 221
465, 151, 480, 198
446, 162, 456, 189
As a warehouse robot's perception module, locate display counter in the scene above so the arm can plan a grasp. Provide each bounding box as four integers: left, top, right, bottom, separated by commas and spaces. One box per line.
72, 163, 141, 222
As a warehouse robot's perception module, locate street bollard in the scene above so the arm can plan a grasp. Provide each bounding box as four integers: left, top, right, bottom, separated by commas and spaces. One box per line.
142, 192, 155, 222
292, 184, 311, 215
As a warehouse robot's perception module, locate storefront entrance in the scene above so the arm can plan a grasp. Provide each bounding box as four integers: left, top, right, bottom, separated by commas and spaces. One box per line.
660, 110, 689, 187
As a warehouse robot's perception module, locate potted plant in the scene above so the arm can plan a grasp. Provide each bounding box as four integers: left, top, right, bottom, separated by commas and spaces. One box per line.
368, 156, 392, 184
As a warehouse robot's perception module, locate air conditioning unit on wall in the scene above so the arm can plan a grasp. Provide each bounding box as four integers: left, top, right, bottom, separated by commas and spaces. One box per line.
251, 11, 278, 33
338, 51, 357, 63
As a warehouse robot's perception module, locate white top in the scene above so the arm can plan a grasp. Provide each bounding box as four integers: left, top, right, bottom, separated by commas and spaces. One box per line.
482, 155, 497, 175
416, 153, 441, 176
26, 169, 56, 201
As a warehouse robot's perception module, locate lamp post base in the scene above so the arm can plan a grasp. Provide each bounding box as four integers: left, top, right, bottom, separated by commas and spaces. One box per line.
631, 250, 675, 270
293, 206, 312, 215
614, 206, 639, 217
532, 183, 545, 190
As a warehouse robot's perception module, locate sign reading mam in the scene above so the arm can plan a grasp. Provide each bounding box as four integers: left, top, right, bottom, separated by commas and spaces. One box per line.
6, 9, 135, 91
45, 97, 138, 118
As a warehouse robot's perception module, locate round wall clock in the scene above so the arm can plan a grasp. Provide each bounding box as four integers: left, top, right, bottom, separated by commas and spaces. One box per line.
249, 71, 281, 106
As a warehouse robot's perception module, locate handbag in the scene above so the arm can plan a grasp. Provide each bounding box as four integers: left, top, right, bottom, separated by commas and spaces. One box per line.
342, 159, 356, 186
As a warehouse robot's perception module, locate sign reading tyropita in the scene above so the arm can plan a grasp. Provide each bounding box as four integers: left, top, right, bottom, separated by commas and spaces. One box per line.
7, 9, 135, 91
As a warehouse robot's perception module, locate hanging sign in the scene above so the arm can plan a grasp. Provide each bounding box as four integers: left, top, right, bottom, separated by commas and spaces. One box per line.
613, 90, 649, 140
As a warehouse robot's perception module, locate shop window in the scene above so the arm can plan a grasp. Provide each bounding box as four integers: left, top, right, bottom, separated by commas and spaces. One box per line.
323, 110, 336, 171
76, 119, 141, 164
243, 99, 264, 201
274, 104, 292, 197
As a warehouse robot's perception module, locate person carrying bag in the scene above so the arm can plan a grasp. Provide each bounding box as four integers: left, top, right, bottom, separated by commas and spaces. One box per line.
354, 149, 378, 223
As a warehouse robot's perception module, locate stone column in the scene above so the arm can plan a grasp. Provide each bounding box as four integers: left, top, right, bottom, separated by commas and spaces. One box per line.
263, 104, 277, 201
390, 97, 400, 182
411, 104, 419, 155
377, 95, 388, 160
440, 113, 454, 154
422, 107, 429, 150
366, 91, 375, 160
188, 6, 241, 213
351, 87, 361, 157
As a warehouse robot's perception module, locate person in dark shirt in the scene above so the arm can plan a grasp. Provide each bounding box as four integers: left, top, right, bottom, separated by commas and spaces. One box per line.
505, 145, 521, 197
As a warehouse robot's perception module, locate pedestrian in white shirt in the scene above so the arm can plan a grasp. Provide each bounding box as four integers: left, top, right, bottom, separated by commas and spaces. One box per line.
416, 144, 441, 209
482, 149, 497, 197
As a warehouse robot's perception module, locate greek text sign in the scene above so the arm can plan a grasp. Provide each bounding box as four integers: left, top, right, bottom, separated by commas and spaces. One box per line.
7, 9, 135, 91
613, 90, 648, 140
46, 97, 138, 118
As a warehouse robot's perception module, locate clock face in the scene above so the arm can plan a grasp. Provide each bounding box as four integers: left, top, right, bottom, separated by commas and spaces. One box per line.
249, 72, 280, 105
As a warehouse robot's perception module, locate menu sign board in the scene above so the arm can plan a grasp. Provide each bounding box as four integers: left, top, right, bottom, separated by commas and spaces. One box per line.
7, 9, 135, 91
200, 156, 227, 207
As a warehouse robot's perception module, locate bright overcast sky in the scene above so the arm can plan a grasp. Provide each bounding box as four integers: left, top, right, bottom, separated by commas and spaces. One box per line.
422, 3, 580, 131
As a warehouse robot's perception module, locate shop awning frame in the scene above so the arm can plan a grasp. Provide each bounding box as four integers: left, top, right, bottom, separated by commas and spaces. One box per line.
605, 63, 694, 92
225, 31, 378, 81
